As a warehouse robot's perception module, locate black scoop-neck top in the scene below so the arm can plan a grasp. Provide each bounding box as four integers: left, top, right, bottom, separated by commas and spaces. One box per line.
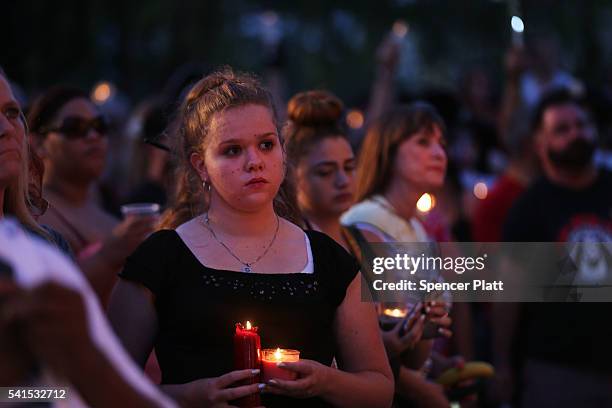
119, 229, 359, 407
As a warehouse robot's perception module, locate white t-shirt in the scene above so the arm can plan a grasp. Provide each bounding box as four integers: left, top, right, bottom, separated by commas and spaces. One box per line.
0, 219, 176, 408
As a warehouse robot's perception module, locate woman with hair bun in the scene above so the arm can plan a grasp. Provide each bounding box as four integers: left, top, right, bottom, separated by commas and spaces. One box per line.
108, 69, 393, 408
284, 90, 357, 250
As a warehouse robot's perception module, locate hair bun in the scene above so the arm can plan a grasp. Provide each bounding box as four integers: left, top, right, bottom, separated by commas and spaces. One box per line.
287, 90, 343, 127
186, 68, 264, 107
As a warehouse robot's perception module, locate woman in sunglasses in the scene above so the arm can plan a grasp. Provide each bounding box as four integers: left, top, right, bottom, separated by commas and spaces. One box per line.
28, 86, 157, 303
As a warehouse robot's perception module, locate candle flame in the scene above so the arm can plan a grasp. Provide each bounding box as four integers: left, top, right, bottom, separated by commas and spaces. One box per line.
383, 308, 408, 318
274, 348, 283, 361
246, 321, 252, 330
416, 193, 435, 213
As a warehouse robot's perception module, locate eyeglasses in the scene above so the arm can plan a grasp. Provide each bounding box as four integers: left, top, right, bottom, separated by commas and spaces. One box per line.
44, 115, 109, 140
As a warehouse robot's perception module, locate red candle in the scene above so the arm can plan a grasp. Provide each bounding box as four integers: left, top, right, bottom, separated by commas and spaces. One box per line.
261, 348, 300, 382
233, 321, 261, 407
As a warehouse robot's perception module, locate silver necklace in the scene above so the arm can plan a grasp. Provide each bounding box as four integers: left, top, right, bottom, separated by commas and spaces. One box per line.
201, 213, 280, 273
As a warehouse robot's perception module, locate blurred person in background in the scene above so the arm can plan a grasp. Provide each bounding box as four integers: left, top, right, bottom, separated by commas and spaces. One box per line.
28, 86, 157, 303
285, 91, 475, 408
472, 44, 541, 243
365, 31, 482, 243
519, 32, 582, 109
342, 103, 462, 408
122, 63, 213, 210
0, 68, 70, 252
459, 66, 499, 129
469, 49, 541, 405
496, 89, 612, 407
284, 89, 356, 250
123, 98, 172, 208
0, 67, 176, 408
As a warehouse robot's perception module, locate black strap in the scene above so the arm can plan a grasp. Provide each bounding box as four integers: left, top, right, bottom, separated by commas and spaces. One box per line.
343, 225, 381, 293
343, 225, 377, 262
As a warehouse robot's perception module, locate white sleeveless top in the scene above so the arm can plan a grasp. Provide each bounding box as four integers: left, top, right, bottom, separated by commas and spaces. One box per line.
340, 195, 429, 243
300, 232, 314, 273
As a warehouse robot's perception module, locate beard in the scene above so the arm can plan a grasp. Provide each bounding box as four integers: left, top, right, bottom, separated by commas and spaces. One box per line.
548, 138, 596, 172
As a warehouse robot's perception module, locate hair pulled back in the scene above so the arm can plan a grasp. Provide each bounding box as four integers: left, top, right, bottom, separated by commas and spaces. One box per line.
283, 90, 347, 166
159, 68, 300, 229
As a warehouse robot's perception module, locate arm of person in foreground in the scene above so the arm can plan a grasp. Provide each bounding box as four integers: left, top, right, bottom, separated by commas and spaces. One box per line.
2, 280, 174, 407
264, 274, 394, 408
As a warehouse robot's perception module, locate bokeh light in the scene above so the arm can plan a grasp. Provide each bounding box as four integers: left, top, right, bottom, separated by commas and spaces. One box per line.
392, 20, 409, 38
473, 182, 488, 200
92, 82, 112, 104
346, 109, 364, 129
511, 16, 524, 33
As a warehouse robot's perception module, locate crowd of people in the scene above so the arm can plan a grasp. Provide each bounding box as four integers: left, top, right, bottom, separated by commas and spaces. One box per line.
1, 28, 612, 408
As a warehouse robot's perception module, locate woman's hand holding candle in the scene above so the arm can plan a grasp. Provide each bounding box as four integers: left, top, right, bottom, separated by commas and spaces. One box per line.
263, 359, 331, 399
381, 303, 426, 358
233, 321, 262, 407
161, 369, 265, 408
261, 348, 300, 382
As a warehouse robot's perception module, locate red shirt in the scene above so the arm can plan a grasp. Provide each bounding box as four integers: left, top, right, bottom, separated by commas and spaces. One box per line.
472, 174, 525, 242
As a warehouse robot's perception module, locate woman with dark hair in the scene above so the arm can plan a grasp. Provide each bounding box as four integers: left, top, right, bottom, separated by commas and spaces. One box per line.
345, 103, 448, 228
342, 103, 454, 407
28, 86, 157, 302
283, 90, 357, 250
108, 69, 393, 408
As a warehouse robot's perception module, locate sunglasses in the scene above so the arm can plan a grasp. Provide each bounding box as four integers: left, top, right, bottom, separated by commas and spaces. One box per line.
45, 115, 109, 140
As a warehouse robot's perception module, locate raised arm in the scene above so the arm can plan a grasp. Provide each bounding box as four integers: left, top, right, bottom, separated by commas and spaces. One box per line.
365, 34, 400, 127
